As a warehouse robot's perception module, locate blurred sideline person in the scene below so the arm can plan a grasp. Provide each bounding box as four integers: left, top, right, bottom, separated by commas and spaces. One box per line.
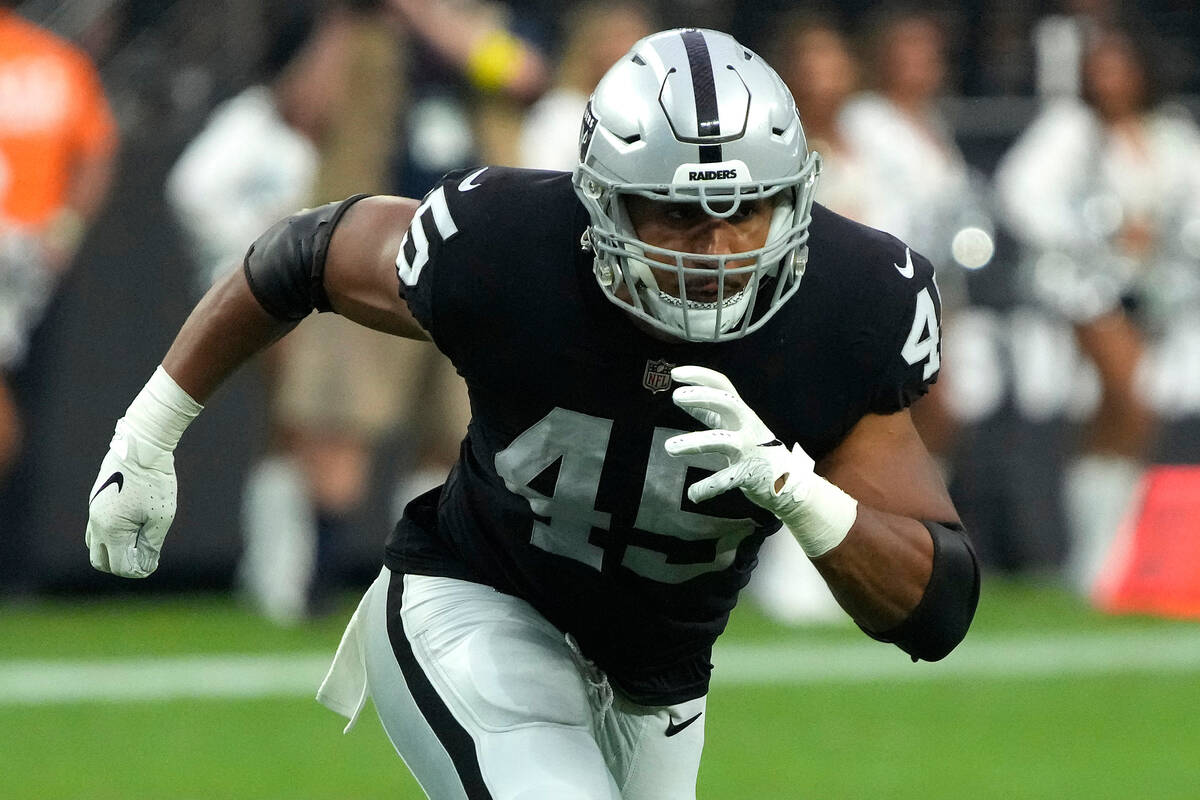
389, 0, 547, 103
995, 27, 1200, 594
748, 13, 874, 625
386, 0, 548, 197
1031, 0, 1122, 100
85, 29, 979, 797
517, 1, 654, 171
0, 0, 117, 479
840, 7, 974, 290
165, 4, 323, 622
166, 6, 320, 293
840, 8, 992, 466
173, 0, 469, 624
389, 0, 549, 167
245, 0, 471, 623
770, 14, 883, 225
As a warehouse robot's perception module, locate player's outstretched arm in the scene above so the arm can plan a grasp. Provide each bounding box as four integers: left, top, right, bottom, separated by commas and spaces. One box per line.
666, 366, 978, 662
86, 194, 425, 578
165, 195, 426, 400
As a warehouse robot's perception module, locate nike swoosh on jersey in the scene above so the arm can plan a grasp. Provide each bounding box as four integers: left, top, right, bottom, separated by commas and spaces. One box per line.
458, 167, 488, 192
665, 711, 703, 737
90, 471, 124, 503
894, 248, 915, 279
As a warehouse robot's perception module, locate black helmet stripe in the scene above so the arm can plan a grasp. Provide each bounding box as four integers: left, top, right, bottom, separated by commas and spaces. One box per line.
680, 29, 723, 163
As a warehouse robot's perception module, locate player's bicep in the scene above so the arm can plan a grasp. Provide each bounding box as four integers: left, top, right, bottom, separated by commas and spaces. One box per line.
324, 195, 429, 339
816, 409, 958, 523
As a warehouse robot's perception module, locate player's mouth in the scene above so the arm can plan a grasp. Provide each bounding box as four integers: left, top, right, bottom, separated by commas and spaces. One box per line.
685, 281, 724, 304
682, 274, 749, 304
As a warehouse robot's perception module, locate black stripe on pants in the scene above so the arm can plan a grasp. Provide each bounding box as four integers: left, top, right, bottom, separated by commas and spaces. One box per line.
386, 571, 493, 799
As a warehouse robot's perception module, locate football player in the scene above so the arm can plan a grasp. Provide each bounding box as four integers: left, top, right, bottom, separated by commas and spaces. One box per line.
85, 29, 979, 799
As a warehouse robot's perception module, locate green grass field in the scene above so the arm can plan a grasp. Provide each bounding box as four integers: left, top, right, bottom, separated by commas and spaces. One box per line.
3, 577, 1199, 799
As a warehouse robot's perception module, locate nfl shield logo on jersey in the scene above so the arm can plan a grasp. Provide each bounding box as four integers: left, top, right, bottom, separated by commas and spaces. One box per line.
643, 359, 675, 393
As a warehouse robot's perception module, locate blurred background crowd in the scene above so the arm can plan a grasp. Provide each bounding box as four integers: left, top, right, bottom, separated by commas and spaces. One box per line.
2, 0, 1200, 624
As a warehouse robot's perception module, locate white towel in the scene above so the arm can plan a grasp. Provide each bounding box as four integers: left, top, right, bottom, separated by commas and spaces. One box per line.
316, 577, 378, 733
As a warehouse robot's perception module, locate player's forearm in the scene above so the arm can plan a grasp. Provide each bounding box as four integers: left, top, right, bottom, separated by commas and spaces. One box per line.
812, 507, 979, 662
810, 507, 933, 632
162, 268, 296, 402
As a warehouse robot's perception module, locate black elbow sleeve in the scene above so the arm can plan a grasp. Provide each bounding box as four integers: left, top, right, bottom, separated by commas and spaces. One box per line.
242, 194, 372, 320
867, 521, 981, 662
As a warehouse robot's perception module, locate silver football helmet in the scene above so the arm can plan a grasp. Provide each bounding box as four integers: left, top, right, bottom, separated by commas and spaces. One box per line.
573, 28, 820, 342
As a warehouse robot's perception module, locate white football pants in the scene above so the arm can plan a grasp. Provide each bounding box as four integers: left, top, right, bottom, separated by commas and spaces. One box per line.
318, 569, 706, 799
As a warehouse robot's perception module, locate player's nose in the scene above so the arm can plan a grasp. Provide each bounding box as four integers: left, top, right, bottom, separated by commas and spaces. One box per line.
688, 219, 740, 256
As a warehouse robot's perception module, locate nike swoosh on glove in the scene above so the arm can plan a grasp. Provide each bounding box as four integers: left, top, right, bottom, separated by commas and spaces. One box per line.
664, 365, 857, 558
85, 418, 178, 578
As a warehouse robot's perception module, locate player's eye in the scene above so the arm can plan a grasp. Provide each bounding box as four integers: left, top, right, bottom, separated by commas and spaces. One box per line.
663, 203, 699, 222
649, 199, 768, 227
728, 200, 766, 221
705, 200, 765, 221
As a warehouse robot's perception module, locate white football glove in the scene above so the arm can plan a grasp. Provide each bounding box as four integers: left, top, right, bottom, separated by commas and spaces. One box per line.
86, 419, 178, 577
85, 367, 202, 578
664, 365, 858, 558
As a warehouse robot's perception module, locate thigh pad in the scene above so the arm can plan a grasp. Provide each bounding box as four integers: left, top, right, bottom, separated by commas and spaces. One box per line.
412, 602, 593, 733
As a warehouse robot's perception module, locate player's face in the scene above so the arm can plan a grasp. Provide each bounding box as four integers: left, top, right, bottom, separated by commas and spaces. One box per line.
624, 195, 775, 303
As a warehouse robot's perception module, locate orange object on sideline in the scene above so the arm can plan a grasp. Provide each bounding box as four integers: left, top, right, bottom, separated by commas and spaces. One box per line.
0, 9, 116, 226
1093, 465, 1200, 618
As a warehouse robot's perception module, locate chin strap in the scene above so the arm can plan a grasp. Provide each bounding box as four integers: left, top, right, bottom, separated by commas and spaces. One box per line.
639, 282, 752, 338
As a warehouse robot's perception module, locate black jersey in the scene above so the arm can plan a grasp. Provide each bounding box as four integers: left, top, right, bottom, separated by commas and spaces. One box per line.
384, 166, 941, 704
